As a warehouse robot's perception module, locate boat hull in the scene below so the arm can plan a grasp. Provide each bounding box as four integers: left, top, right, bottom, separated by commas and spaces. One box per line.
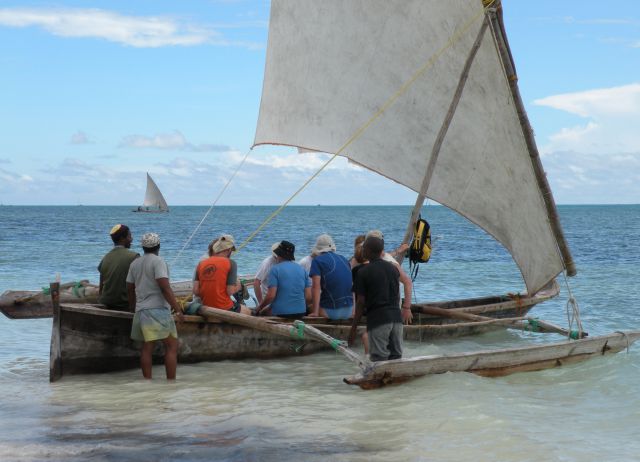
50, 283, 558, 380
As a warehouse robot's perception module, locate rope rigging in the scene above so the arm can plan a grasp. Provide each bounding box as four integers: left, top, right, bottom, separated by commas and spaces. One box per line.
173, 4, 490, 267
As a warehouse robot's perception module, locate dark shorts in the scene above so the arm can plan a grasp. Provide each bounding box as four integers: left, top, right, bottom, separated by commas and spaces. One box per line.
368, 322, 403, 362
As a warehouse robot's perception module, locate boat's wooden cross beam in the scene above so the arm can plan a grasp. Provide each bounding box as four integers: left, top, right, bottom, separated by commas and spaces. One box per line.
416, 304, 586, 338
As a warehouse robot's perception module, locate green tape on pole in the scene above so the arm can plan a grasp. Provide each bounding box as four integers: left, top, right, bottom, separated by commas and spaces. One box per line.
72, 281, 83, 298
527, 318, 539, 332
41, 287, 50, 295
330, 339, 343, 350
570, 330, 580, 340
290, 321, 305, 339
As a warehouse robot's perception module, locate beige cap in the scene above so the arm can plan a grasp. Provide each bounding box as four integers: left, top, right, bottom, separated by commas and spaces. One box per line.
365, 229, 384, 240
141, 232, 160, 248
312, 234, 336, 254
211, 234, 235, 254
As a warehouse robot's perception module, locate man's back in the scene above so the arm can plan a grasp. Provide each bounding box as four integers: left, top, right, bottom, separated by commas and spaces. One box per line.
196, 256, 235, 309
269, 261, 309, 315
355, 258, 402, 328
98, 247, 138, 309
310, 252, 353, 309
126, 253, 170, 311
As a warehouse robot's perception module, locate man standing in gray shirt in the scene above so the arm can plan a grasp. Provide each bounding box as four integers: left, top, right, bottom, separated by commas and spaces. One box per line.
126, 233, 184, 380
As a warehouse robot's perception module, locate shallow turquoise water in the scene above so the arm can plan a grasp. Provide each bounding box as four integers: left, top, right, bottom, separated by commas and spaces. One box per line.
0, 205, 638, 461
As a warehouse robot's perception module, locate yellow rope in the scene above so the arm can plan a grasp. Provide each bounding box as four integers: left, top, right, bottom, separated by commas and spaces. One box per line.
176, 294, 192, 310
237, 5, 489, 252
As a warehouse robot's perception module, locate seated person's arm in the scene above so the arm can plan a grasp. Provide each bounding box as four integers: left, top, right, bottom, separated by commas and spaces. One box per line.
192, 265, 200, 296
226, 260, 241, 295
256, 287, 276, 315
304, 286, 312, 307
311, 275, 321, 316
253, 279, 263, 304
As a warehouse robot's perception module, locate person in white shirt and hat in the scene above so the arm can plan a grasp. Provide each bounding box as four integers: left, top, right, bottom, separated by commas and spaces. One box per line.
126, 232, 183, 380
253, 242, 281, 306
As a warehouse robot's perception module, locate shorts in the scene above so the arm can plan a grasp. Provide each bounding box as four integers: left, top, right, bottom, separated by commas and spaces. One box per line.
324, 306, 353, 320
368, 322, 403, 362
131, 307, 178, 342
184, 299, 202, 315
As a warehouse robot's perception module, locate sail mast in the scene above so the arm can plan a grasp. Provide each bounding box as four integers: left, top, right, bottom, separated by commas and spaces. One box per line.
398, 16, 490, 264
486, 2, 576, 276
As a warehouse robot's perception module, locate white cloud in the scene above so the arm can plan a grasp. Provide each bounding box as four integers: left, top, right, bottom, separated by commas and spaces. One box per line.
561, 17, 640, 26
5, 150, 414, 205
0, 167, 35, 195
535, 83, 640, 155
0, 7, 262, 48
119, 130, 229, 152
70, 130, 91, 145
534, 83, 640, 118
543, 150, 640, 203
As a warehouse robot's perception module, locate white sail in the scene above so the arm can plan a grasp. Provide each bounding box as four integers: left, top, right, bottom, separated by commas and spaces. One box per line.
254, 0, 573, 294
142, 173, 169, 211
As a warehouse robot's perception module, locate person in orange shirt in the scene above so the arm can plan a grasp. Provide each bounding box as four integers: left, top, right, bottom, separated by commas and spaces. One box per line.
193, 234, 250, 314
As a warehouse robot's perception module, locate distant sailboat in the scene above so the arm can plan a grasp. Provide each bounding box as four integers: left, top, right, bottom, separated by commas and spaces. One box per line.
133, 173, 169, 213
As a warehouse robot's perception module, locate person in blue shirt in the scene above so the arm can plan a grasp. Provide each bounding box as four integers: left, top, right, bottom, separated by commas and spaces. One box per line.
254, 241, 311, 319
309, 234, 353, 320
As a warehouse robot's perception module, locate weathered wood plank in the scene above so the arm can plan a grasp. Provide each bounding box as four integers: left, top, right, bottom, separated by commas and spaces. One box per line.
49, 282, 62, 383
344, 331, 640, 388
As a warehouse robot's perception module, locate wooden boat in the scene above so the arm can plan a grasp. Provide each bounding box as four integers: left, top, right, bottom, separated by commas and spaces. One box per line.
1, 280, 194, 319
344, 331, 640, 389
47, 0, 639, 384
132, 173, 169, 213
49, 282, 558, 380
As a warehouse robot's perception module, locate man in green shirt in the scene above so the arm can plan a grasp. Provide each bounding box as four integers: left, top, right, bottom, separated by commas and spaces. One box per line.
98, 224, 139, 311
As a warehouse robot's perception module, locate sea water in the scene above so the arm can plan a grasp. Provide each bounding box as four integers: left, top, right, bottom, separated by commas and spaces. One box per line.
0, 205, 638, 461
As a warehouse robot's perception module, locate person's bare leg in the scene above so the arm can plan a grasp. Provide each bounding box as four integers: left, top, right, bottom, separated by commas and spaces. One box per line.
361, 331, 369, 355
239, 305, 252, 315
141, 342, 154, 379
163, 336, 178, 380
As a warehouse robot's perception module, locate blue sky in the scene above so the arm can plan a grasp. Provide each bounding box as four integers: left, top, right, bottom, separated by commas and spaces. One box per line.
0, 0, 638, 205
